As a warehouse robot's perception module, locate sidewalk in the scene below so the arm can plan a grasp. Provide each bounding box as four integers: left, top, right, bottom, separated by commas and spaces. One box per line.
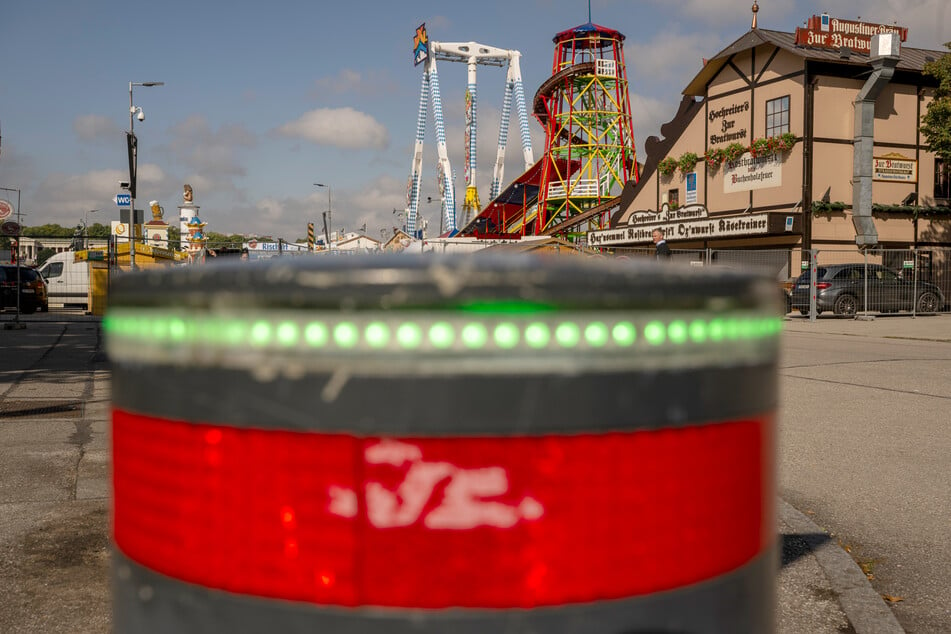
0, 315, 918, 633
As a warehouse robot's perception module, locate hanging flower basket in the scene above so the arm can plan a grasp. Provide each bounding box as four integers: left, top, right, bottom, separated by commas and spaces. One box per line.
724, 142, 747, 162
704, 147, 726, 169
657, 158, 678, 178
750, 137, 772, 157
677, 152, 700, 174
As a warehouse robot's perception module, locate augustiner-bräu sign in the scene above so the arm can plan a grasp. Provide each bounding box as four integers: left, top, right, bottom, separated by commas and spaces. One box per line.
794, 14, 907, 54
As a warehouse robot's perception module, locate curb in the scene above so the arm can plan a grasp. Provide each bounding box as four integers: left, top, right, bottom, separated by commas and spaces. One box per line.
780, 499, 904, 634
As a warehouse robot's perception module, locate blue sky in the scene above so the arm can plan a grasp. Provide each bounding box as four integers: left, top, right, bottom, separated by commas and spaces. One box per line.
1, 0, 947, 241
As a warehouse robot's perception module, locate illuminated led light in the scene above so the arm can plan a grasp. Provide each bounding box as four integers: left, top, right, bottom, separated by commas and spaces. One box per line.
275, 321, 299, 347
428, 322, 455, 348
668, 320, 688, 345
105, 311, 782, 356
458, 300, 555, 314
611, 321, 636, 346
494, 322, 520, 349
304, 322, 329, 347
524, 322, 550, 348
689, 320, 707, 343
644, 321, 666, 345
333, 322, 359, 348
396, 323, 423, 349
168, 318, 186, 342
554, 322, 580, 348
584, 322, 609, 347
250, 321, 272, 347
364, 322, 390, 348
461, 323, 488, 349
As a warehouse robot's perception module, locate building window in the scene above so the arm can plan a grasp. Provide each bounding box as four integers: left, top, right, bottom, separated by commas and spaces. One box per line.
765, 95, 790, 138
667, 188, 680, 210
936, 159, 950, 202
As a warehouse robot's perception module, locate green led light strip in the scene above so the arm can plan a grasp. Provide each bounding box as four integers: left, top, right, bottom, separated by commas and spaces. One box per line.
104, 310, 781, 355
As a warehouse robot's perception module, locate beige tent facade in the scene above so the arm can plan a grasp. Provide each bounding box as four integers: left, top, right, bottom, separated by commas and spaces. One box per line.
589, 20, 949, 256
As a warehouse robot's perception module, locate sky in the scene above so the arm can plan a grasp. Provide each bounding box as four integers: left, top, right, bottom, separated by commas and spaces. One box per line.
1, 0, 947, 242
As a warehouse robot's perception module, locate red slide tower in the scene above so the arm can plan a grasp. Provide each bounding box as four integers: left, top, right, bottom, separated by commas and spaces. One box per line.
533, 23, 638, 238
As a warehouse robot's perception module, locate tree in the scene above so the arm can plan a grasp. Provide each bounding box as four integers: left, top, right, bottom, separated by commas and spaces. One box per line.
921, 43, 951, 161
36, 248, 57, 266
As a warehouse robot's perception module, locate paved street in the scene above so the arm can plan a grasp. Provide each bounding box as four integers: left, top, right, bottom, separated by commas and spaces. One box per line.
781, 314, 951, 633
0, 318, 110, 633
1, 313, 949, 632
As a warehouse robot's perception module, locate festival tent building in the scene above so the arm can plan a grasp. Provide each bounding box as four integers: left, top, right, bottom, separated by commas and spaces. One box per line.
591, 7, 949, 277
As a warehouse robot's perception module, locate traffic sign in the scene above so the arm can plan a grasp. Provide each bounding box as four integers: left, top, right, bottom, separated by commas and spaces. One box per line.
0, 199, 13, 220
116, 193, 132, 207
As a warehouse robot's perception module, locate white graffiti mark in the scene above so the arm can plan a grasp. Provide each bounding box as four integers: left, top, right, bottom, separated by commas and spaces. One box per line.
327, 440, 544, 529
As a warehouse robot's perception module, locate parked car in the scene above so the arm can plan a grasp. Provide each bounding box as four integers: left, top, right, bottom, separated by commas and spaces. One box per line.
0, 264, 48, 314
789, 263, 945, 316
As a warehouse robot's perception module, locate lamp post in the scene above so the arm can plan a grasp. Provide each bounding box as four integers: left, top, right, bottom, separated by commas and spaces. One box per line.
0, 186, 23, 327
128, 81, 164, 270
84, 209, 98, 250
314, 183, 332, 250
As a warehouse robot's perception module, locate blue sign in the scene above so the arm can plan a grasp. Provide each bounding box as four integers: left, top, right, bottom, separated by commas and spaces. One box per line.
116, 193, 131, 207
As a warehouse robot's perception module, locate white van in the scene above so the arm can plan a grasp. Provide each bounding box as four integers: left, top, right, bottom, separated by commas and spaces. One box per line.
37, 252, 90, 310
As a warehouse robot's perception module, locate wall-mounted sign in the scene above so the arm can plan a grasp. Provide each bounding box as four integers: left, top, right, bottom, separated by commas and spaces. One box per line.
588, 212, 774, 247
708, 100, 749, 145
794, 14, 907, 54
627, 203, 708, 226
686, 172, 698, 204
723, 152, 782, 193
873, 153, 917, 182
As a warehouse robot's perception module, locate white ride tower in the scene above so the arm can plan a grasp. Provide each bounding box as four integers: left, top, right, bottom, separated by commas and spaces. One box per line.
407, 34, 534, 236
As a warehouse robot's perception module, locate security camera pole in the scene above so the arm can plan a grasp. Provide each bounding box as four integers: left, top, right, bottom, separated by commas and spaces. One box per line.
128, 81, 164, 270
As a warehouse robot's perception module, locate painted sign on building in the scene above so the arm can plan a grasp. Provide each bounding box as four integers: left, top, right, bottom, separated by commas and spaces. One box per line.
794, 14, 907, 54
708, 100, 749, 146
873, 153, 917, 183
723, 152, 782, 193
588, 212, 772, 247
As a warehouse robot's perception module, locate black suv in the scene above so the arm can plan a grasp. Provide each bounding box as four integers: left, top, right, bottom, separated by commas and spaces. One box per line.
0, 265, 48, 314
790, 263, 945, 316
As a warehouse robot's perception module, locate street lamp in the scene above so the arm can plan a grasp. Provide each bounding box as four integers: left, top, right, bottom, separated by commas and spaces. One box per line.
0, 186, 23, 327
128, 81, 164, 270
84, 209, 98, 250
314, 183, 332, 250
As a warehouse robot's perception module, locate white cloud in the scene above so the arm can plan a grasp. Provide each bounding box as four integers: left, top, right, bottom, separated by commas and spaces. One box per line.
73, 114, 121, 143
277, 108, 389, 150
310, 69, 399, 98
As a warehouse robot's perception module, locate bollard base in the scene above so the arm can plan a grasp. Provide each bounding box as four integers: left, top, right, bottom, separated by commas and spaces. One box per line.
854, 313, 876, 321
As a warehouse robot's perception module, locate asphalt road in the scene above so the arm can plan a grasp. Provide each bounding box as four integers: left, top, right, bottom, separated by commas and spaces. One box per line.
1, 314, 949, 632
780, 315, 951, 633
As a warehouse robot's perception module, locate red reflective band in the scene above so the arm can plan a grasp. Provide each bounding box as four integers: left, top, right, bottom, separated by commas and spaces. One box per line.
112, 409, 772, 609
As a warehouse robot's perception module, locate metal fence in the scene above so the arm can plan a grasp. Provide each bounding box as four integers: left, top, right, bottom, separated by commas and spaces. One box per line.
6, 244, 951, 319
609, 246, 951, 317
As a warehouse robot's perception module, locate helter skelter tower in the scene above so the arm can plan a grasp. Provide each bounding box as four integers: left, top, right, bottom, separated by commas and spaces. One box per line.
534, 22, 638, 237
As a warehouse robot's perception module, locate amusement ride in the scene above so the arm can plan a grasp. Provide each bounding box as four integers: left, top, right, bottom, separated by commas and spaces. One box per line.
408, 20, 639, 243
